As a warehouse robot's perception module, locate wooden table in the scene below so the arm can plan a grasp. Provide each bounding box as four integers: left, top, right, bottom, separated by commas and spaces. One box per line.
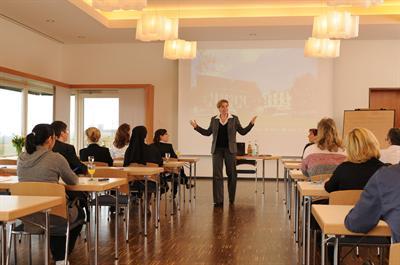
297, 181, 329, 265
0, 177, 127, 265
178, 157, 200, 202
0, 195, 63, 265
312, 205, 391, 265
236, 155, 281, 194
0, 166, 16, 175
283, 161, 302, 216
163, 161, 186, 215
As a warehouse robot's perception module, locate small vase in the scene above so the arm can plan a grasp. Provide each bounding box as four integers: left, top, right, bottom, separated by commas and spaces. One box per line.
16, 146, 23, 155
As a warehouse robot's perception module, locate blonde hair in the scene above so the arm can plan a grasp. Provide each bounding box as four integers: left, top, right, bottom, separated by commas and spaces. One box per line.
316, 118, 343, 152
85, 127, 101, 143
346, 128, 380, 163
216, 99, 229, 108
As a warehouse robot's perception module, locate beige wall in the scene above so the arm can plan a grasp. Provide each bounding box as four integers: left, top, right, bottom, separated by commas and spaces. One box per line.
62, 43, 179, 144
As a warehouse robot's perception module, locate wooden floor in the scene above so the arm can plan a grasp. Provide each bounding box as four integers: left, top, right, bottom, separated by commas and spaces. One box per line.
8, 179, 389, 265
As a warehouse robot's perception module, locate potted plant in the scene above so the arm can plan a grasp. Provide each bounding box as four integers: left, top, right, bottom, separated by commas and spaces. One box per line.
12, 135, 25, 155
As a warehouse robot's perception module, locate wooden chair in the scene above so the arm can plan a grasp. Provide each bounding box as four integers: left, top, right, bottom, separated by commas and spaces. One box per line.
8, 182, 69, 265
329, 190, 363, 205
389, 243, 400, 265
236, 159, 258, 192
0, 159, 17, 165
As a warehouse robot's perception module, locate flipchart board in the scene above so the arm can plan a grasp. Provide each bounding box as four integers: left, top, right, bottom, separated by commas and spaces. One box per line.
343, 109, 395, 149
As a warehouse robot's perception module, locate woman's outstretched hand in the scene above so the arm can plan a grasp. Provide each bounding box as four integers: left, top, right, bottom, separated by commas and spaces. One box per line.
190, 120, 198, 128
250, 116, 257, 125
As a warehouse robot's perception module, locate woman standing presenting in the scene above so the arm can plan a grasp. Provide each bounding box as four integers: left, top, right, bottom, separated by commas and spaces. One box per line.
190, 99, 257, 207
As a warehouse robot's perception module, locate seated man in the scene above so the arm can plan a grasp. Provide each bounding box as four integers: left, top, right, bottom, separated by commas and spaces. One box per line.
345, 164, 400, 242
51, 121, 87, 175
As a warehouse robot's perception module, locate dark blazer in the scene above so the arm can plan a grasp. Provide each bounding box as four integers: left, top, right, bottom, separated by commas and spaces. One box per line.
195, 114, 254, 154
151, 142, 177, 158
53, 140, 87, 174
345, 164, 400, 242
123, 144, 163, 167
79, 143, 113, 166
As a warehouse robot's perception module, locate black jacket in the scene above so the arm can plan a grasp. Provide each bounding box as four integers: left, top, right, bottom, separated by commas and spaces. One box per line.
79, 144, 113, 166
151, 142, 177, 158
53, 140, 87, 174
123, 144, 163, 167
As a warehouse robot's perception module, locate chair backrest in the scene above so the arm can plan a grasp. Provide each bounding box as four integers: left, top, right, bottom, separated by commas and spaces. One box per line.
329, 190, 363, 205
82, 161, 108, 167
389, 243, 400, 265
93, 168, 129, 193
310, 174, 332, 182
9, 182, 67, 218
146, 162, 159, 167
0, 159, 17, 165
236, 159, 257, 166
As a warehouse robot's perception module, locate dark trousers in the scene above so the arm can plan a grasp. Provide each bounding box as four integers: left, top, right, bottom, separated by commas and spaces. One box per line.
212, 147, 237, 204
50, 224, 83, 261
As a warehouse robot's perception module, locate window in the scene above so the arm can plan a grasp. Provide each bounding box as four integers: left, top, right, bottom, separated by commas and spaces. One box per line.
27, 88, 54, 132
0, 87, 23, 156
70, 95, 77, 147
83, 97, 119, 147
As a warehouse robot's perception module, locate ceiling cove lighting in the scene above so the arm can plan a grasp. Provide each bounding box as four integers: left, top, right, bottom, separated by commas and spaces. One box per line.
327, 0, 384, 7
92, 0, 147, 11
304, 37, 340, 58
163, 39, 197, 60
312, 11, 359, 39
136, 14, 179, 41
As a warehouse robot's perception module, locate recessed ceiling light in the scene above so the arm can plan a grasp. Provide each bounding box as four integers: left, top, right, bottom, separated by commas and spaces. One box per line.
45, 19, 55, 23
249, 33, 257, 36
77, 35, 86, 39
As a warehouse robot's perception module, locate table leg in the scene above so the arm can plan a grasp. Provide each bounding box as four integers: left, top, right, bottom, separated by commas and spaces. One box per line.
288, 176, 292, 219
302, 196, 308, 265
262, 160, 265, 195
144, 176, 148, 236
126, 185, 130, 242
334, 237, 339, 265
155, 181, 159, 228
115, 189, 119, 260
189, 163, 193, 202
294, 182, 299, 243
1, 222, 6, 265
45, 211, 49, 265
321, 232, 325, 265
170, 174, 174, 216
276, 159, 279, 192
178, 169, 181, 211
194, 163, 197, 199
95, 192, 99, 265
284, 168, 288, 204
306, 196, 311, 265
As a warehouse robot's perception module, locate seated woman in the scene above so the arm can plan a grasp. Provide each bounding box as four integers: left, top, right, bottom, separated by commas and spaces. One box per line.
110, 123, 130, 160
151, 129, 193, 190
17, 124, 84, 265
79, 127, 113, 166
302, 118, 346, 178
380, 128, 400, 165
325, 128, 384, 193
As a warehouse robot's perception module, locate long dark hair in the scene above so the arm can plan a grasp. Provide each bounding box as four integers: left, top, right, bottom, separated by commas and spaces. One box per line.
124, 126, 147, 166
113, 123, 130, 149
153, 129, 167, 144
25, 124, 54, 154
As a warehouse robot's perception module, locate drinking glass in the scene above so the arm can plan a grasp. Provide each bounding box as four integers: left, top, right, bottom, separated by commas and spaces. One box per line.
88, 156, 95, 164
165, 153, 171, 162
88, 156, 95, 181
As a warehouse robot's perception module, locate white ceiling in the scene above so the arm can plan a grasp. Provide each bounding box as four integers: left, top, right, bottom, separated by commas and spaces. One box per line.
1, 0, 400, 44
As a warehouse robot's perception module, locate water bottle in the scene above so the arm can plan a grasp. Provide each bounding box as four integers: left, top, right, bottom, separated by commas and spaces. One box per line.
247, 141, 253, 155
254, 140, 259, 156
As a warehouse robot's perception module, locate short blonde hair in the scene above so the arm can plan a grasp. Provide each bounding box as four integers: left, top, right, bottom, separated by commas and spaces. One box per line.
346, 128, 380, 163
216, 99, 229, 108
316, 118, 343, 152
85, 127, 101, 143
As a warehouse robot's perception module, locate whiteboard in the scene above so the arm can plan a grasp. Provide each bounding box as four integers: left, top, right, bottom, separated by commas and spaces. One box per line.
343, 109, 395, 149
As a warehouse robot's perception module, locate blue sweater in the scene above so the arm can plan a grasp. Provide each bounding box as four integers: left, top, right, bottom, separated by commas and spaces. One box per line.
345, 164, 400, 242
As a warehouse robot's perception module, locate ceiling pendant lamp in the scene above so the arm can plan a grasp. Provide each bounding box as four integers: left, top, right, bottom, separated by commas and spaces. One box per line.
136, 14, 179, 41
304, 38, 340, 58
312, 11, 359, 39
327, 0, 384, 7
92, 0, 147, 11
163, 39, 197, 60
